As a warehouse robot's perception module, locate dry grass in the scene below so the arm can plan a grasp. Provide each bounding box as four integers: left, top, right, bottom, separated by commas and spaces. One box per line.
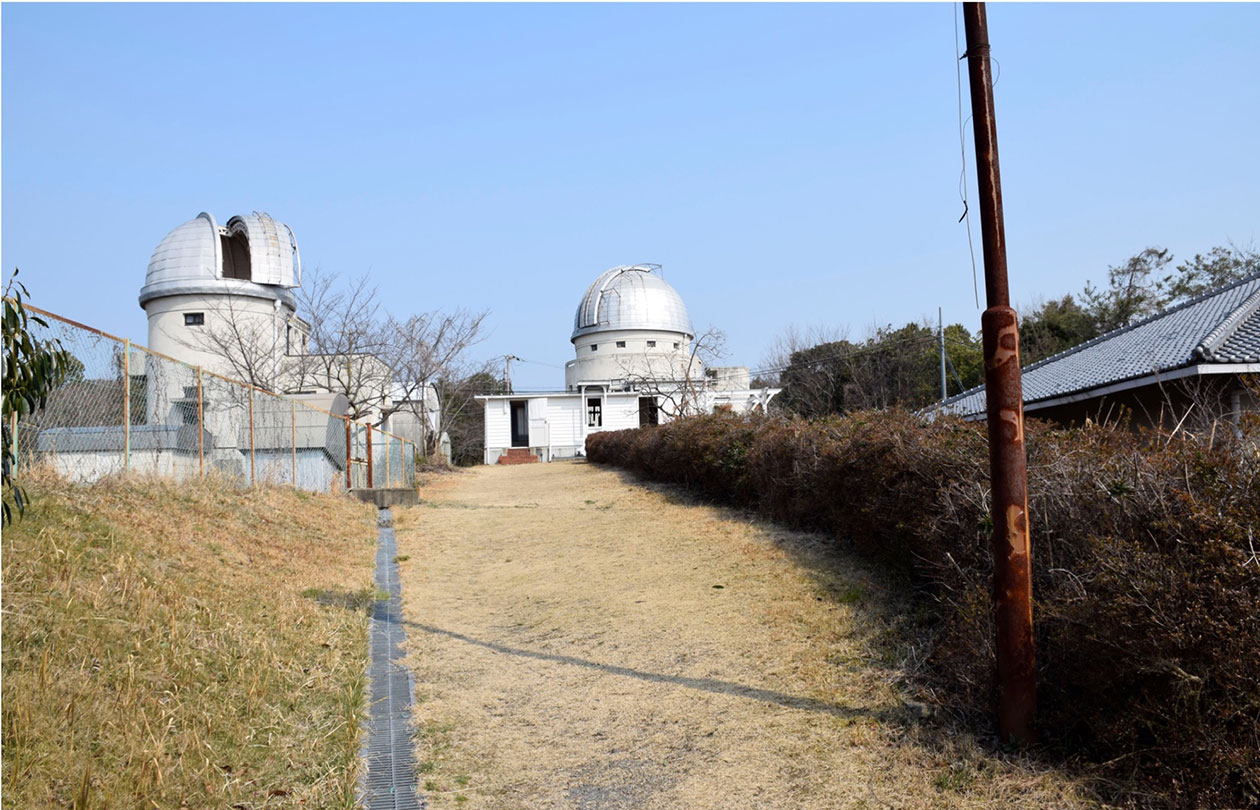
394, 461, 1098, 809
1, 469, 378, 809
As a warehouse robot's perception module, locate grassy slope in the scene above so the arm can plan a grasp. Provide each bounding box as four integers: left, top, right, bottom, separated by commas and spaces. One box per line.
2, 473, 377, 809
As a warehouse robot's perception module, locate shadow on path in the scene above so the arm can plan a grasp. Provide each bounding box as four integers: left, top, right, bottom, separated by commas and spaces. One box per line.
411, 621, 893, 722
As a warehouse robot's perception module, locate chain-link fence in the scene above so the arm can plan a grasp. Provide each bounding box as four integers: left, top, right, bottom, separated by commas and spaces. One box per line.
12, 305, 417, 493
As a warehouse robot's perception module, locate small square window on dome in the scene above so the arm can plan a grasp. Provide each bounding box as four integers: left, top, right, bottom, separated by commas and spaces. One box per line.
185, 312, 205, 326
616, 341, 626, 348
646, 340, 656, 348
591, 344, 598, 352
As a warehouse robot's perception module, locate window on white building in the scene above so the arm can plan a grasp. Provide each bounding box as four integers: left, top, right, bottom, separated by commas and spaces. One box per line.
616, 341, 626, 348
184, 312, 205, 326
587, 397, 603, 427
646, 340, 656, 348
590, 344, 598, 352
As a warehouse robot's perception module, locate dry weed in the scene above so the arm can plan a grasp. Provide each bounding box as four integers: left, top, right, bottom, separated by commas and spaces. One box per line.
1, 469, 377, 809
393, 462, 1096, 809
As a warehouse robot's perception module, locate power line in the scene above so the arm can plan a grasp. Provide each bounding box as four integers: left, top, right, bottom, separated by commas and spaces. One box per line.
955, 2, 981, 309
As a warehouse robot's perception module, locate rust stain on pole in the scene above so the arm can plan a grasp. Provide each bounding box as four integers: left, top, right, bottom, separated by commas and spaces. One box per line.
197, 367, 204, 477
965, 1, 1036, 744
366, 424, 374, 489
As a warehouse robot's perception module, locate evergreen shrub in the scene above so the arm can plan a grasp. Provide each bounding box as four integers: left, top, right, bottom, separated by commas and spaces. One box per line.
586, 411, 1260, 808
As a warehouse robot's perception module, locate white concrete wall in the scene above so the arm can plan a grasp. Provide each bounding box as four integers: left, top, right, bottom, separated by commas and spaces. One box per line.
564, 328, 700, 390
146, 292, 292, 376
707, 366, 751, 390
702, 388, 781, 414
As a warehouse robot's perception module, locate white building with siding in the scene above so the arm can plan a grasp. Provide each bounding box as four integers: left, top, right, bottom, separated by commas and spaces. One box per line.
480, 264, 779, 464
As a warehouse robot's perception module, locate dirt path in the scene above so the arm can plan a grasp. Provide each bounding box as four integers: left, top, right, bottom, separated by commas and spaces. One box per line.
393, 462, 1091, 809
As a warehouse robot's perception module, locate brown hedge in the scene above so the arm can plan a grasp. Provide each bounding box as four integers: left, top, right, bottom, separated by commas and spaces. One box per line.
586, 411, 1260, 808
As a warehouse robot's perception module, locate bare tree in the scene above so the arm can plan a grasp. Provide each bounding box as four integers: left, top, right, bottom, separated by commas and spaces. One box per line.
757, 324, 850, 415
614, 326, 728, 419
288, 270, 395, 422
382, 307, 490, 454
177, 294, 291, 392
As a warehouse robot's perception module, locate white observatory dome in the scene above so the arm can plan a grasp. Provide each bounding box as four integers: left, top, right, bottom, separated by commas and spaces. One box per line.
571, 264, 693, 342
138, 211, 301, 308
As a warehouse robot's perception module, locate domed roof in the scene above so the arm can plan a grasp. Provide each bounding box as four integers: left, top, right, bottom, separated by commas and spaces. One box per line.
571, 264, 693, 341
139, 211, 300, 307
144, 212, 221, 288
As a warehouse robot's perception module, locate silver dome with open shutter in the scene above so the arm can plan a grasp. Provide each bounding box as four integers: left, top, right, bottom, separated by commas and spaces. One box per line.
139, 211, 300, 308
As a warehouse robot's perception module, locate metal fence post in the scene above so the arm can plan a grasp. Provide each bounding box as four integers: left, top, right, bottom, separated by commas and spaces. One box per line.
197, 367, 204, 477
123, 339, 131, 472
366, 424, 374, 489
291, 400, 297, 488
384, 433, 391, 488
248, 388, 256, 487
345, 418, 353, 491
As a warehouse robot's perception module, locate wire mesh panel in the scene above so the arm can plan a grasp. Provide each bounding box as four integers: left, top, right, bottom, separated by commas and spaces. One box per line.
253, 389, 295, 488
199, 372, 249, 484
406, 439, 417, 487
386, 435, 402, 488
348, 422, 369, 490
18, 316, 135, 481
13, 305, 413, 495
131, 347, 202, 481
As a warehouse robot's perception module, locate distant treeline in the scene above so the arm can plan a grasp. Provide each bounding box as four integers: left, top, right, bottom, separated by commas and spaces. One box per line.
766, 243, 1258, 417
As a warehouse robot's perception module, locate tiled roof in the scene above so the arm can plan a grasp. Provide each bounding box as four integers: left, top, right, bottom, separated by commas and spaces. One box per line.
939, 273, 1260, 418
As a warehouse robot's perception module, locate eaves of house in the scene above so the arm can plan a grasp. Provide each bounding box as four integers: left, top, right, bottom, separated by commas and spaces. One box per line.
938, 273, 1260, 420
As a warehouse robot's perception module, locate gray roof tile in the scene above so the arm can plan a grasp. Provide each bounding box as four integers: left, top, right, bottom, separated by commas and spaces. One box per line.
940, 273, 1260, 418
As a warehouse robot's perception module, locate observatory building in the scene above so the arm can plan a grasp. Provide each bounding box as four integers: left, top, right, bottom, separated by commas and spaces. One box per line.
140, 211, 306, 377
137, 210, 440, 456
480, 264, 778, 464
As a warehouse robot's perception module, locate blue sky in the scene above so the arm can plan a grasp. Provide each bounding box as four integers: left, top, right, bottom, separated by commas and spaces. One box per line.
4, 2, 1257, 390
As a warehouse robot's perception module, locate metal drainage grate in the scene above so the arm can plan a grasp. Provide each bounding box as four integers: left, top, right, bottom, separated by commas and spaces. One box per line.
360, 507, 424, 810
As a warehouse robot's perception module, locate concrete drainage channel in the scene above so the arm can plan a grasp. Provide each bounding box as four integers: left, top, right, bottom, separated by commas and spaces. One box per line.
360, 506, 425, 810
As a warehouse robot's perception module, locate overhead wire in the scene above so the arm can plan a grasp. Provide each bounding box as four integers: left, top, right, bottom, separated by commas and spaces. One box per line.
955, 3, 981, 309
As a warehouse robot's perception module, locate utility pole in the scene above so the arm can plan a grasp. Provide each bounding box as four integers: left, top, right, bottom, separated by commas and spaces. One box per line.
939, 307, 948, 401
963, 1, 1036, 744
504, 354, 520, 394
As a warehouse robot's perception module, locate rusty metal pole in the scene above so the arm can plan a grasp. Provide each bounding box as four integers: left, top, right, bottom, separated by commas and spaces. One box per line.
963, 1, 1035, 745
345, 418, 353, 491
197, 367, 204, 477
366, 424, 374, 489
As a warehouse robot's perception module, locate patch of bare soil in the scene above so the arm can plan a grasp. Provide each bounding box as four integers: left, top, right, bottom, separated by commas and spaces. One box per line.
393, 461, 1095, 809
